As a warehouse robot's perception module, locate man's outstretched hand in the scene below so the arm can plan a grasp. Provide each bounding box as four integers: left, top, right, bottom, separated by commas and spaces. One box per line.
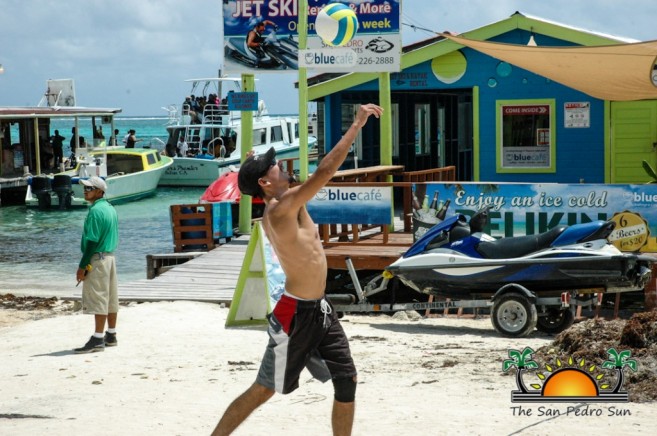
353, 104, 384, 129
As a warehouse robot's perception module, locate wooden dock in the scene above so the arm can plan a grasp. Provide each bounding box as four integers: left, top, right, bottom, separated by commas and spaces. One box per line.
72, 219, 413, 303
72, 236, 251, 304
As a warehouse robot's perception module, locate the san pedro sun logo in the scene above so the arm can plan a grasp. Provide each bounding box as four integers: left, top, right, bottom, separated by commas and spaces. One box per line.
503, 347, 636, 403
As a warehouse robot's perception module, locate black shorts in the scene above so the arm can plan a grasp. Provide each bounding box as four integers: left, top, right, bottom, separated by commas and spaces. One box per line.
256, 294, 356, 394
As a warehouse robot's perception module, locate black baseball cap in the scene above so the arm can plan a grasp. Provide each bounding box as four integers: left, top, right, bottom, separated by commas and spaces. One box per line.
238, 147, 276, 198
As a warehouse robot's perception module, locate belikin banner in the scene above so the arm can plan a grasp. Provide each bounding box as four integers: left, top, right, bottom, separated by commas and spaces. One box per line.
412, 183, 657, 253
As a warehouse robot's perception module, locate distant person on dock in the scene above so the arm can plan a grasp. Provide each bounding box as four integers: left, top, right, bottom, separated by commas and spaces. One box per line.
50, 129, 65, 168
125, 129, 141, 148
212, 103, 383, 436
93, 125, 105, 146
74, 176, 120, 354
38, 137, 54, 170
177, 136, 189, 157
69, 127, 79, 167
70, 127, 77, 155
110, 129, 120, 146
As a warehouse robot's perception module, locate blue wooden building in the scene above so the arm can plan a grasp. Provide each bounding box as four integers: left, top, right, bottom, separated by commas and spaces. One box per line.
307, 12, 657, 184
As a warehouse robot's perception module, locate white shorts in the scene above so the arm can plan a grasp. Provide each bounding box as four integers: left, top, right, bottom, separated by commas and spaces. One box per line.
82, 253, 119, 315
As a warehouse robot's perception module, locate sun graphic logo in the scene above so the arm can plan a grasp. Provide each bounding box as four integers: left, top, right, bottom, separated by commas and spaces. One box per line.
503, 347, 637, 403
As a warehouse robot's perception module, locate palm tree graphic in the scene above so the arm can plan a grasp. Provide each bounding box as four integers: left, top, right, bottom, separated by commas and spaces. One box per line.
602, 348, 637, 393
503, 347, 538, 393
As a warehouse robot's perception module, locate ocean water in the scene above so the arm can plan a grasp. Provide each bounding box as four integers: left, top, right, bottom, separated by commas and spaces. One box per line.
48, 116, 172, 154
0, 186, 206, 296
2, 116, 205, 297
1, 114, 309, 298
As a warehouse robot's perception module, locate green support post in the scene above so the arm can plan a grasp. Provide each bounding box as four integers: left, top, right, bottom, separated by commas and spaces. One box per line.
298, 0, 309, 181
238, 74, 255, 234
379, 73, 395, 228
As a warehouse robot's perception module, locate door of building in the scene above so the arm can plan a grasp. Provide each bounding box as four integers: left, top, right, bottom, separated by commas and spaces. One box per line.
610, 100, 657, 183
437, 106, 445, 168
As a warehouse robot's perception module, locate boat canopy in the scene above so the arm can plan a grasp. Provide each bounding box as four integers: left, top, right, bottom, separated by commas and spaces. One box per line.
0, 106, 122, 178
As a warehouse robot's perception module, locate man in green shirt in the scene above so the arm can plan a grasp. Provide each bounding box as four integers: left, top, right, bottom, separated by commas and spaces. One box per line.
74, 176, 120, 354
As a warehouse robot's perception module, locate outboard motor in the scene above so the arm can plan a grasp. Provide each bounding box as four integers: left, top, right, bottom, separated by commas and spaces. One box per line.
52, 174, 73, 210
31, 176, 52, 210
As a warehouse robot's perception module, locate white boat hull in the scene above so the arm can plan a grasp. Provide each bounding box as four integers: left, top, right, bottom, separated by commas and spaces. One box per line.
26, 151, 173, 208
160, 156, 240, 187
159, 144, 309, 187
97, 162, 171, 203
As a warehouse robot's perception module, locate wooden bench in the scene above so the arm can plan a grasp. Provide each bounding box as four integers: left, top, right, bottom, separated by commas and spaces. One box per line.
319, 223, 391, 245
323, 239, 411, 270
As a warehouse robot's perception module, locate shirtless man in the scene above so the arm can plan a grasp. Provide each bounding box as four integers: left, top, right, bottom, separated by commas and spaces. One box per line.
212, 103, 383, 436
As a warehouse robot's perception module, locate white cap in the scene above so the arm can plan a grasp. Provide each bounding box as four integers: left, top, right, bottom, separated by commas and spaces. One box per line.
80, 176, 107, 192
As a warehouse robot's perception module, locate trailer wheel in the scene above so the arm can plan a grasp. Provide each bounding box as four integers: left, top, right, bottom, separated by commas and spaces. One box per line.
536, 309, 574, 334
491, 292, 537, 337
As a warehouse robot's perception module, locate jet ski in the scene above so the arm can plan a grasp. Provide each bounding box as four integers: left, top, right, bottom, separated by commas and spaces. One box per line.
278, 34, 298, 52
386, 207, 654, 300
224, 27, 296, 70
261, 29, 298, 69
224, 37, 285, 69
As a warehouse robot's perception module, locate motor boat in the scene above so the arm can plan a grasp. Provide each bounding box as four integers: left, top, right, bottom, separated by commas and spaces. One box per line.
158, 77, 317, 187
387, 207, 654, 299
26, 147, 173, 209
1, 89, 172, 209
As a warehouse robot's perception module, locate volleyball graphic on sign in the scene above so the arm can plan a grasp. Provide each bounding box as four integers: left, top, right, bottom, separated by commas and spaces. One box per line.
315, 3, 359, 47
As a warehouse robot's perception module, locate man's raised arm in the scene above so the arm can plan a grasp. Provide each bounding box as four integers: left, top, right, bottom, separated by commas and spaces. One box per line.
291, 104, 383, 205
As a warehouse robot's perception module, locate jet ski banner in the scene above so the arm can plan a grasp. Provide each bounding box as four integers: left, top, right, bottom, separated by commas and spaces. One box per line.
223, 0, 402, 74
413, 182, 657, 253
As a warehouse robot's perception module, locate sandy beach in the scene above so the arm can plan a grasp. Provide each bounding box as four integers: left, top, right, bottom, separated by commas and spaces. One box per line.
1, 299, 655, 436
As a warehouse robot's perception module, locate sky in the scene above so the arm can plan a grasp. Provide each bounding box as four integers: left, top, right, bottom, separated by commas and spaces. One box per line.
1, 0, 656, 116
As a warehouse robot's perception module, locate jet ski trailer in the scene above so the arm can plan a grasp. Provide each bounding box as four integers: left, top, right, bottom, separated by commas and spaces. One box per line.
327, 210, 655, 337
327, 258, 606, 338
